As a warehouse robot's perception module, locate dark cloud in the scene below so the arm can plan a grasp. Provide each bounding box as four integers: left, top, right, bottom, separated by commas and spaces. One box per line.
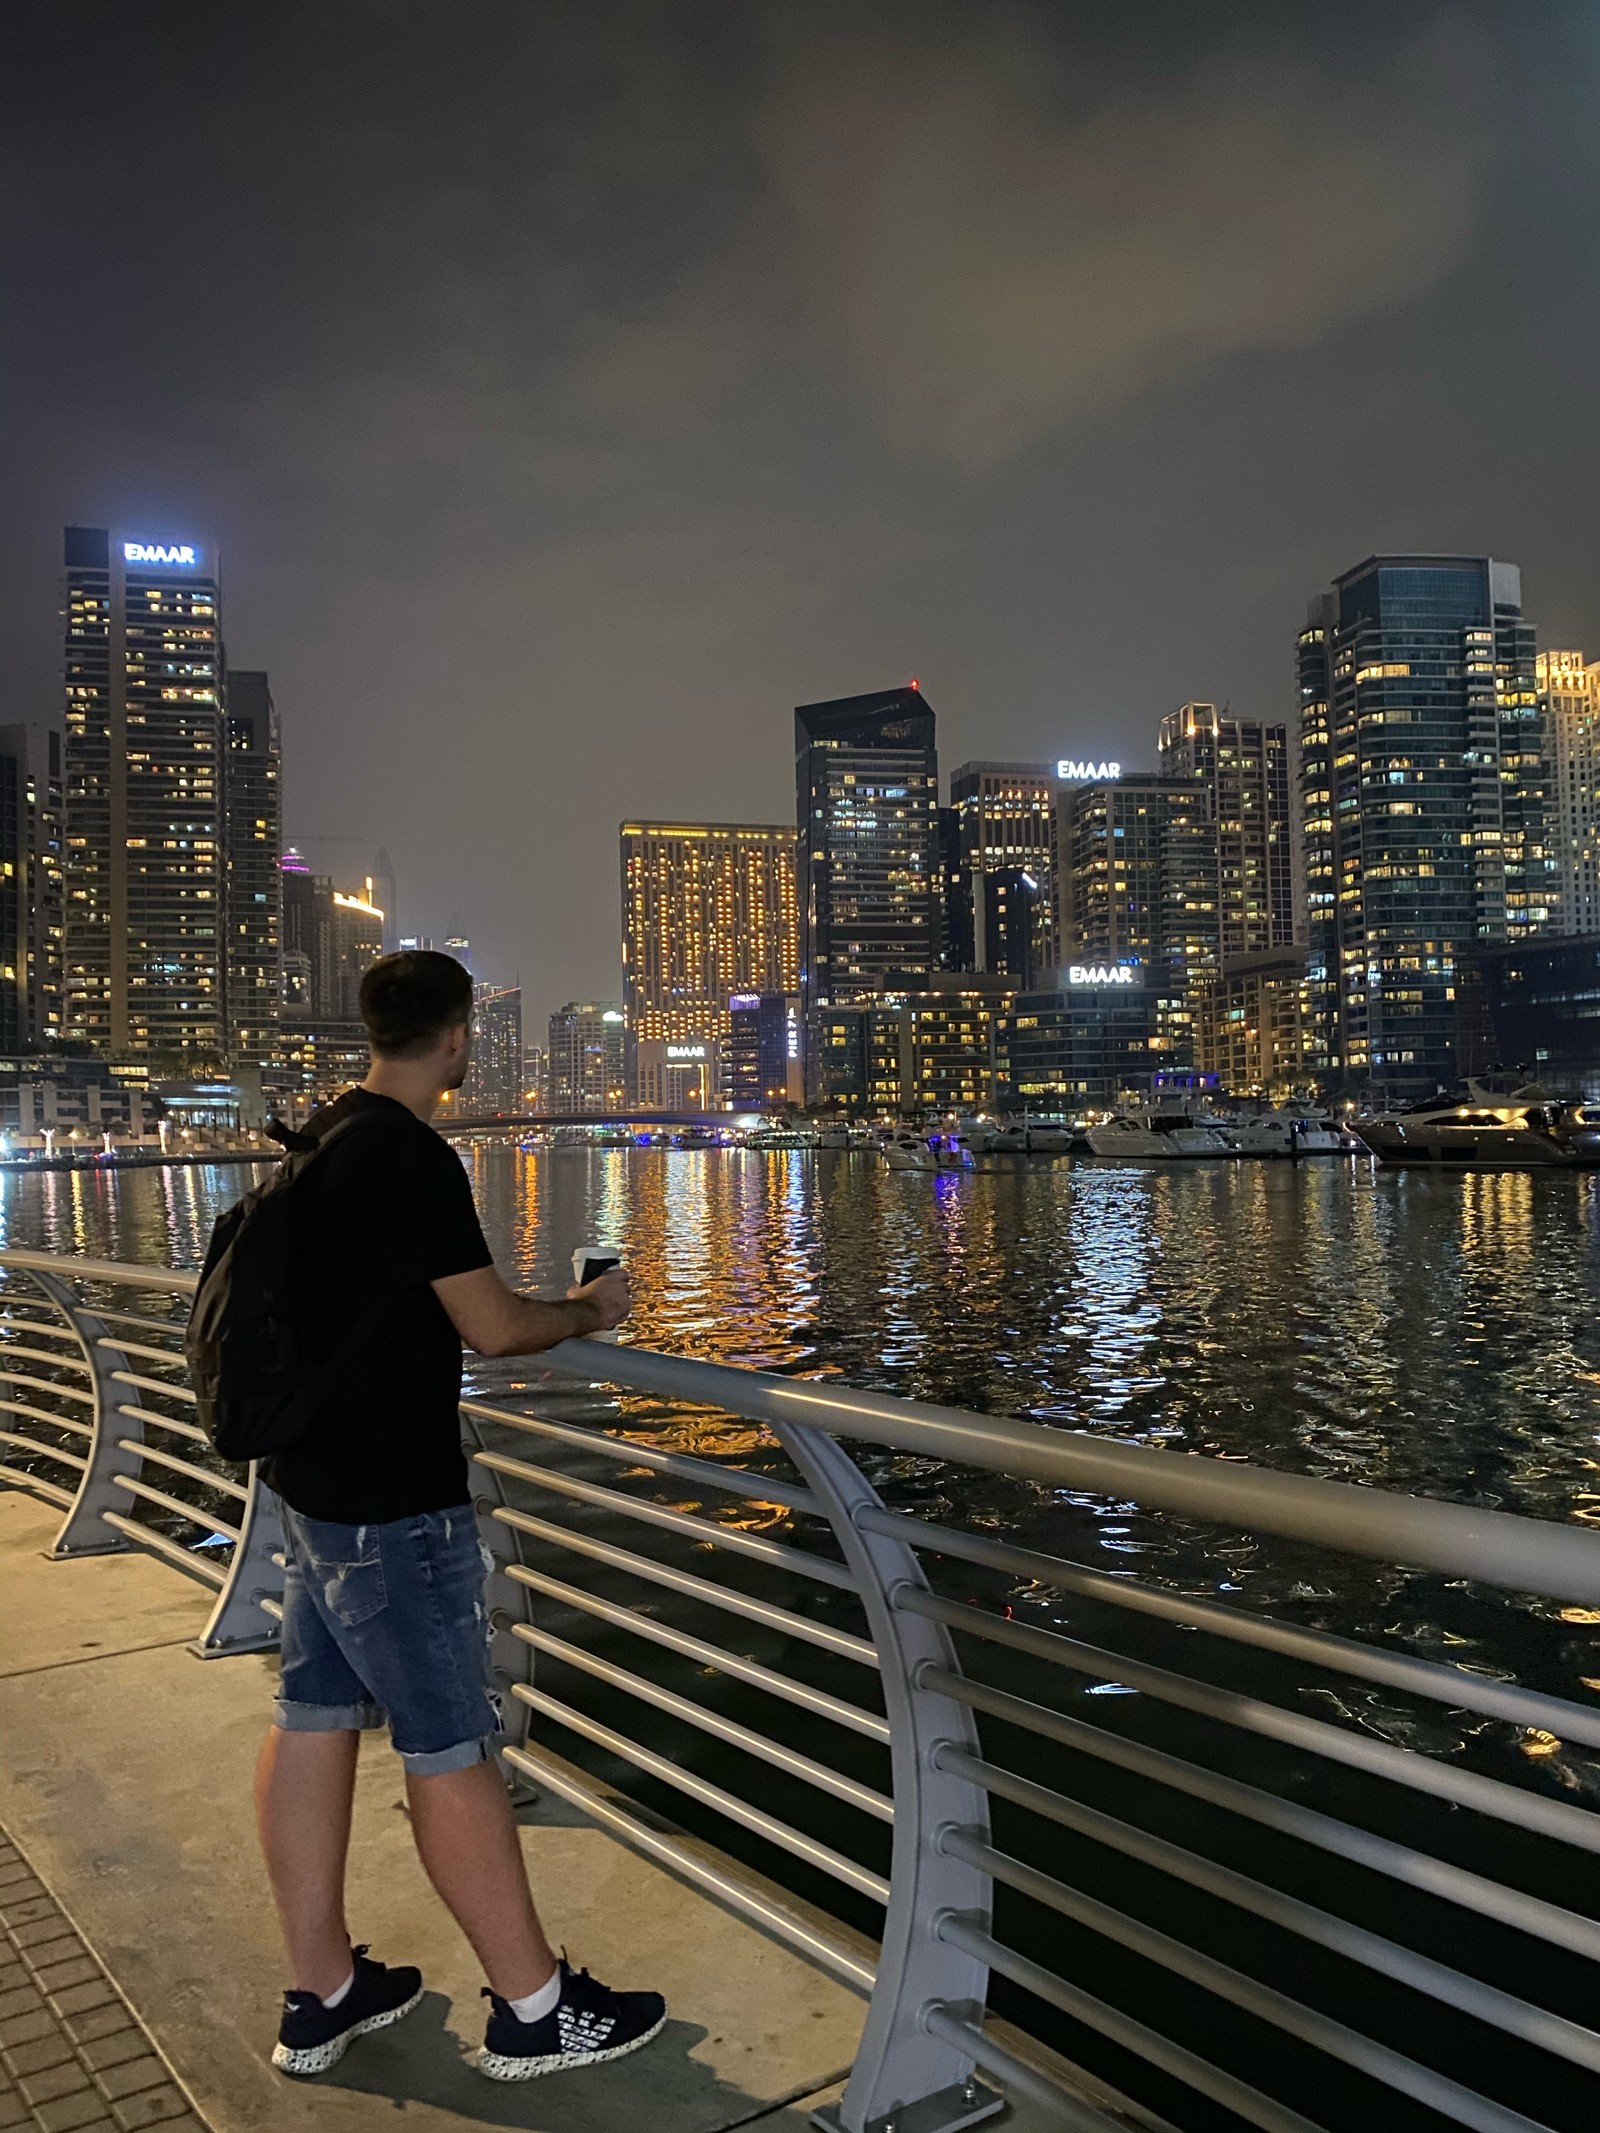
2, 2, 1597, 1024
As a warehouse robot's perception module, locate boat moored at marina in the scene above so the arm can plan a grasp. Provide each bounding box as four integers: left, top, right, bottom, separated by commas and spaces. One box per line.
1084, 1109, 1236, 1159
1217, 1106, 1363, 1158
1354, 1078, 1600, 1168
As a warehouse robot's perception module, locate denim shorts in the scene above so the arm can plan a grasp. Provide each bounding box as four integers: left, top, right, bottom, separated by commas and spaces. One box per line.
274, 1502, 503, 1776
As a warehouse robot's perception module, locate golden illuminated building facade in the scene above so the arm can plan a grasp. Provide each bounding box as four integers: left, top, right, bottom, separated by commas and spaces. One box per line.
64, 526, 225, 1057
1538, 649, 1600, 936
620, 822, 798, 1073
1197, 946, 1313, 1095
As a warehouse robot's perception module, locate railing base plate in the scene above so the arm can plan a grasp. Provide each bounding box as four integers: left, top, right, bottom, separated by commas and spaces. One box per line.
188, 1633, 280, 1660
811, 2079, 1004, 2133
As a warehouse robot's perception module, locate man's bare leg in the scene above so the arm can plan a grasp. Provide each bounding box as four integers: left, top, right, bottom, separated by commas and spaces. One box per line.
255, 1727, 360, 1998
405, 1758, 557, 2000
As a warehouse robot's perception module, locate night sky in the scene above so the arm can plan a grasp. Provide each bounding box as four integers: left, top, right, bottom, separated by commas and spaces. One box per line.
5, 2, 1598, 1024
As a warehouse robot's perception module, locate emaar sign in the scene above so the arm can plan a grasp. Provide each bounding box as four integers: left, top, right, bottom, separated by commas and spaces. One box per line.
1067, 964, 1136, 986
1057, 759, 1121, 781
124, 541, 198, 567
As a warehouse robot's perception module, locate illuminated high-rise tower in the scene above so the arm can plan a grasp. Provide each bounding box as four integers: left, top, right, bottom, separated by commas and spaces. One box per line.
795, 684, 939, 1095
1298, 556, 1552, 1094
63, 526, 225, 1058
620, 822, 797, 1104
1538, 650, 1600, 935
222, 669, 282, 1066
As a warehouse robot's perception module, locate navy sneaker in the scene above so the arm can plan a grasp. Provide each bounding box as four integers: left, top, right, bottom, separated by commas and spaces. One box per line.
478, 1957, 666, 2080
272, 1945, 423, 2076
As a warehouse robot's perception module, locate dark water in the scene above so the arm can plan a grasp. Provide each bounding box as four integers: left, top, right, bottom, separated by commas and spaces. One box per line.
9, 1146, 1600, 2129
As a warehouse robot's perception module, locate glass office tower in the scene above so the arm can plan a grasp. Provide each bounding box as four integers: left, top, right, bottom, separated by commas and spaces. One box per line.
63, 526, 226, 1059
1298, 556, 1551, 1095
795, 684, 939, 1097
222, 669, 282, 1066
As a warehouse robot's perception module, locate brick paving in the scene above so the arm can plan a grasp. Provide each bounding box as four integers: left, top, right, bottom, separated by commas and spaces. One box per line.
0, 1828, 207, 2133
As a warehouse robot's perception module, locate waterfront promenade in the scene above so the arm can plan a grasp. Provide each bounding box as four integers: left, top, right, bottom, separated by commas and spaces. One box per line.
0, 1490, 935, 2133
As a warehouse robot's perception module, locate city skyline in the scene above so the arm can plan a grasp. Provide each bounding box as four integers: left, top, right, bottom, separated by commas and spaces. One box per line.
5, 5, 1599, 1021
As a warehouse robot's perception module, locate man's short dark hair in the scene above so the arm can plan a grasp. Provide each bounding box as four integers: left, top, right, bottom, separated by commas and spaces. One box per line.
360, 952, 473, 1058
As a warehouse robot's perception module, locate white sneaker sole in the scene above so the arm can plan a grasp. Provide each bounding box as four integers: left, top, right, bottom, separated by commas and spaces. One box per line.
272, 1986, 424, 2076
477, 2012, 666, 2082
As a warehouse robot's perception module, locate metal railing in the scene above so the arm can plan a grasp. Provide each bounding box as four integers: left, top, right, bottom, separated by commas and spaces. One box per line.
4, 1247, 1600, 2131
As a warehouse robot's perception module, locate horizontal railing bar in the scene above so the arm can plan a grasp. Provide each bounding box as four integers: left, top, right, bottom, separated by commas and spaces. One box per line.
116, 1438, 248, 1502
0, 1399, 92, 1439
0, 1249, 198, 1295
108, 1370, 197, 1405
511, 1681, 891, 1902
500, 1740, 876, 1993
0, 1317, 81, 1343
472, 1449, 856, 1589
862, 1507, 1600, 1753
924, 1666, 1600, 1964
943, 1831, 1551, 2133
937, 1746, 1600, 2072
0, 1373, 95, 1406
107, 1472, 241, 1539
0, 1463, 74, 1507
921, 2009, 1121, 2133
537, 1337, 1600, 1606
85, 1307, 189, 1336
512, 1621, 894, 1820
118, 1406, 208, 1444
0, 1344, 91, 1373
99, 1338, 193, 1370
462, 1397, 821, 1513
487, 1504, 879, 1666
903, 1589, 1600, 1855
99, 1510, 227, 1589
503, 1563, 889, 1739
935, 1916, 1323, 2133
0, 1429, 86, 1469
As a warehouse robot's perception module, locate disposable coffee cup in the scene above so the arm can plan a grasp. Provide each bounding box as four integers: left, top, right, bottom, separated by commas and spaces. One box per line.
571, 1247, 622, 1341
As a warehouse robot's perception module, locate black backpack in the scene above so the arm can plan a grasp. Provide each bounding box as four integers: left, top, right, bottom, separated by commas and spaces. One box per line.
185, 1106, 402, 1463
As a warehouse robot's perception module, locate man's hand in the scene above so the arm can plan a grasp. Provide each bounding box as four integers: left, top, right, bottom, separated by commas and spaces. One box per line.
566, 1265, 630, 1332
433, 1263, 629, 1357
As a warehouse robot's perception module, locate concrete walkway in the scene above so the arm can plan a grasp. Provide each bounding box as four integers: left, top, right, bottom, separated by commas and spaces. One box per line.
0, 1492, 1089, 2133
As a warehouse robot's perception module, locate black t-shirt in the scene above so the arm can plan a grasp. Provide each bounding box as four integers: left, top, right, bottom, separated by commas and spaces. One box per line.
264, 1088, 494, 1524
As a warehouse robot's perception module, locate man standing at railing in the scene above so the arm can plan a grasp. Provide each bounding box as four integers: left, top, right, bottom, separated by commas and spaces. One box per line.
253, 950, 666, 2082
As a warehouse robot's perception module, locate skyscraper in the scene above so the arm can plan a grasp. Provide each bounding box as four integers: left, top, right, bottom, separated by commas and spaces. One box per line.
1298, 556, 1552, 1094
1056, 771, 1217, 1069
372, 849, 399, 953
795, 684, 939, 1095
0, 724, 63, 1051
1156, 703, 1297, 960
63, 526, 225, 1057
547, 1002, 627, 1112
619, 822, 798, 1086
462, 984, 523, 1114
222, 670, 282, 1066
1538, 650, 1600, 935
947, 761, 1059, 970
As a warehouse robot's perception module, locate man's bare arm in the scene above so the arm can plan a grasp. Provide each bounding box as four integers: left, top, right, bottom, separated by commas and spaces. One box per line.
432, 1264, 630, 1358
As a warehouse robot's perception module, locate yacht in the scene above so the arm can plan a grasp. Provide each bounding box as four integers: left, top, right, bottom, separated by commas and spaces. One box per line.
743, 1122, 817, 1150
879, 1128, 937, 1172
814, 1122, 854, 1149
1354, 1079, 1600, 1168
1221, 1107, 1362, 1158
982, 1115, 1079, 1157
1084, 1110, 1236, 1159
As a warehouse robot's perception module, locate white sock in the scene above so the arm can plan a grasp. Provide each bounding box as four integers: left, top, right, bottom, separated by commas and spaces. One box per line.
507, 1968, 563, 2024
321, 1969, 355, 2010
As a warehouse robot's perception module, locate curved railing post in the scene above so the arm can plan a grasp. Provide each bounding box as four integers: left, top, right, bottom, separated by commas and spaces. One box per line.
193, 1466, 285, 1656
770, 1418, 1003, 2133
463, 1409, 539, 1785
28, 1268, 145, 1561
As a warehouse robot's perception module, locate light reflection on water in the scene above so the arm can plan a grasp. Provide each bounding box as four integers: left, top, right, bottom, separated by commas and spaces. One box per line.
6, 1145, 1600, 1697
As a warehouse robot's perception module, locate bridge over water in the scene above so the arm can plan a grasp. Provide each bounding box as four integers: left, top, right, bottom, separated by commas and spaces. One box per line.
3, 1246, 1600, 2132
